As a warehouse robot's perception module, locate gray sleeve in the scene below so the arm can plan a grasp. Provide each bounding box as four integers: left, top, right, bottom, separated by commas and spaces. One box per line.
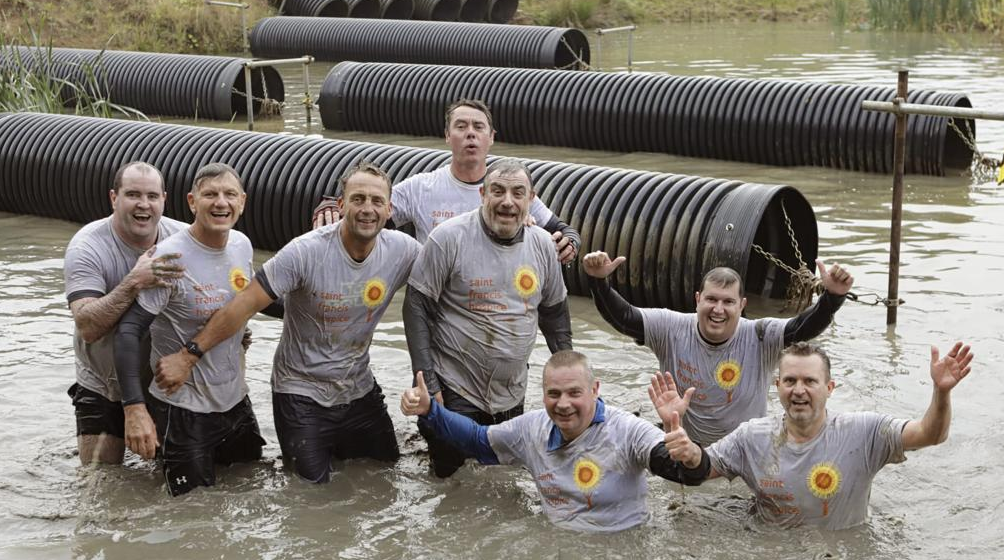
641, 308, 684, 358
64, 240, 108, 300
136, 283, 172, 316
406, 234, 453, 301
626, 415, 669, 468
390, 179, 415, 227
861, 413, 909, 471
706, 423, 748, 481
262, 240, 306, 299
529, 196, 554, 226
486, 416, 532, 467
758, 317, 788, 374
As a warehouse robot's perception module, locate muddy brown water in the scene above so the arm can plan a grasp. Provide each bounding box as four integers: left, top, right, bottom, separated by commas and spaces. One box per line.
1, 21, 1002, 559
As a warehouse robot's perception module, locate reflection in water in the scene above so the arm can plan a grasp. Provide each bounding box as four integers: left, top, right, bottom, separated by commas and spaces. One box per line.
1, 21, 1003, 559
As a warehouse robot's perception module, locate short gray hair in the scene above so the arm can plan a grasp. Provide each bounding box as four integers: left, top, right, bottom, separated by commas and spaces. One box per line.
484, 158, 533, 191
544, 350, 594, 383
192, 162, 242, 193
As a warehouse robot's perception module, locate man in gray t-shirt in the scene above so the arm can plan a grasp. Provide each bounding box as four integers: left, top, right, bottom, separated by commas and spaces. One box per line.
312, 99, 579, 264
156, 162, 421, 483
405, 157, 572, 478
658, 341, 974, 530
401, 350, 709, 532
584, 252, 854, 446
63, 161, 184, 465
114, 163, 265, 496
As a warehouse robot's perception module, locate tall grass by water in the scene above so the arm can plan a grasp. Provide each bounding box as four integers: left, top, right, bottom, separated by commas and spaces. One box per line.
0, 35, 146, 118
867, 0, 1004, 31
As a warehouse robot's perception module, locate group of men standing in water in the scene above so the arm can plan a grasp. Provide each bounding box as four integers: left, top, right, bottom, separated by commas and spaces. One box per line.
64, 98, 973, 531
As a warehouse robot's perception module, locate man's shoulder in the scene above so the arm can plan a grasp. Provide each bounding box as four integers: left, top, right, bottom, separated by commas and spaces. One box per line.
67, 216, 113, 248
380, 228, 421, 252
158, 216, 187, 236
154, 226, 191, 253
427, 209, 478, 240
393, 166, 448, 192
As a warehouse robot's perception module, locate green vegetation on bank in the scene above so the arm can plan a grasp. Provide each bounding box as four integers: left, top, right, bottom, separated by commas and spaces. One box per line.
0, 0, 999, 56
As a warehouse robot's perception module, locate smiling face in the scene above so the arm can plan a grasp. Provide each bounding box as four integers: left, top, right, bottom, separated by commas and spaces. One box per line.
445, 105, 494, 167
109, 165, 165, 249
479, 168, 533, 239
695, 280, 746, 343
777, 353, 835, 431
543, 363, 599, 442
337, 170, 391, 245
187, 172, 245, 244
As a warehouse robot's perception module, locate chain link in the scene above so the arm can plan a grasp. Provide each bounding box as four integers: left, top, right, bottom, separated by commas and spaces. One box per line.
948, 117, 1001, 183
750, 199, 821, 312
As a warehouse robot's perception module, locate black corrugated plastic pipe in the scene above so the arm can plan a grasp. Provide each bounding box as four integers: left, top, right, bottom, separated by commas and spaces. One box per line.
413, 0, 462, 20
347, 0, 382, 17
1, 47, 284, 120
486, 0, 518, 23
249, 17, 590, 69
379, 0, 415, 18
318, 62, 974, 175
282, 0, 349, 16
458, 0, 488, 22
0, 113, 817, 310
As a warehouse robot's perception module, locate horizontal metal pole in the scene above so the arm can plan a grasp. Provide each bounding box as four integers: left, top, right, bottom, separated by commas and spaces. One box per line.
205, 0, 248, 8
596, 25, 637, 35
862, 100, 1004, 121
244, 56, 314, 68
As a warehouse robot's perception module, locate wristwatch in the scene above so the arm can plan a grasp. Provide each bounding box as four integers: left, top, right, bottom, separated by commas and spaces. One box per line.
183, 340, 204, 359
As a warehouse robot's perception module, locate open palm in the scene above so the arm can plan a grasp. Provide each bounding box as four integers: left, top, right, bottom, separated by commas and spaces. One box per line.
930, 342, 973, 392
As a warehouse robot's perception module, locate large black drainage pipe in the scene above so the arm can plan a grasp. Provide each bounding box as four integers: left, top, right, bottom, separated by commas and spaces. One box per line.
458, 0, 489, 22
1, 47, 284, 120
413, 0, 463, 20
347, 0, 382, 17
319, 63, 974, 176
486, 0, 518, 23
379, 0, 415, 18
282, 0, 349, 17
0, 113, 816, 310
249, 17, 590, 69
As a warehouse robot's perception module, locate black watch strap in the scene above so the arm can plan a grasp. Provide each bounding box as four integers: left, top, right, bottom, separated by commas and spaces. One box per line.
184, 340, 204, 359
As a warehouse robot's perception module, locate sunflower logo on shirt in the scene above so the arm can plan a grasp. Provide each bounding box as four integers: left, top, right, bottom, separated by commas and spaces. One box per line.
715, 360, 741, 403
229, 267, 249, 292
807, 462, 841, 517
514, 266, 539, 311
362, 277, 387, 321
574, 458, 602, 509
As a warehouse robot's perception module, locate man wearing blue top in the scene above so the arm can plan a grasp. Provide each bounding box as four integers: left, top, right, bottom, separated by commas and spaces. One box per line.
400, 350, 709, 532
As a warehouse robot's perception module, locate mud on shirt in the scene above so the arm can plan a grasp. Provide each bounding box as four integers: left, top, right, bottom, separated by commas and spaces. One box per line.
137, 227, 253, 413
487, 405, 664, 533
63, 215, 186, 401
641, 309, 786, 446
407, 210, 566, 414
262, 223, 420, 407
706, 411, 908, 530
391, 166, 555, 243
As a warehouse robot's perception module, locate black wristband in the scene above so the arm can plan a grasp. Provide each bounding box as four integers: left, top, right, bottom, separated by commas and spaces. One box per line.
184, 340, 204, 359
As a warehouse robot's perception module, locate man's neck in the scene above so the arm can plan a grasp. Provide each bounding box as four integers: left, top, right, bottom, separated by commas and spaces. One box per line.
451, 160, 486, 184
784, 411, 828, 444
111, 220, 157, 252
340, 226, 377, 262
189, 223, 229, 249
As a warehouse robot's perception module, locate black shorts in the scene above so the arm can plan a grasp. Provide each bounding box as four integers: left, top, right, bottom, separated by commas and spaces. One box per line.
272, 382, 399, 483
417, 384, 523, 478
149, 395, 265, 497
67, 382, 125, 439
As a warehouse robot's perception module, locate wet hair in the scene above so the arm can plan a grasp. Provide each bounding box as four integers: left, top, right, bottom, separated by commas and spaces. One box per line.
334, 160, 391, 199
444, 98, 494, 132
544, 350, 594, 383
781, 341, 832, 381
484, 158, 533, 191
112, 161, 164, 194
700, 266, 744, 297
192, 162, 242, 193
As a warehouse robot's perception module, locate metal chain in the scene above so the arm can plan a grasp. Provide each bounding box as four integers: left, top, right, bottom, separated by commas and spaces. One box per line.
750, 199, 821, 312
948, 117, 1001, 182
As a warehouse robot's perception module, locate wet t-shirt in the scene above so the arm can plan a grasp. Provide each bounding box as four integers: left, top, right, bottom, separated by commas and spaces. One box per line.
641, 309, 786, 446
391, 165, 555, 243
263, 224, 420, 407
138, 227, 253, 413
487, 404, 663, 533
407, 210, 566, 414
707, 412, 908, 530
63, 215, 186, 401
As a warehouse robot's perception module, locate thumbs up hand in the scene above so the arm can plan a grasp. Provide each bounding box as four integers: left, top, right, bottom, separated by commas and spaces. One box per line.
816, 258, 853, 296
664, 411, 702, 469
401, 371, 432, 416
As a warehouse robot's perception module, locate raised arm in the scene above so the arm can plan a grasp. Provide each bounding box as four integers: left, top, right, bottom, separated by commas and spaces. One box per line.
154, 277, 276, 395
70, 250, 182, 343
783, 259, 853, 345
401, 372, 499, 465
583, 251, 645, 343
901, 342, 973, 451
